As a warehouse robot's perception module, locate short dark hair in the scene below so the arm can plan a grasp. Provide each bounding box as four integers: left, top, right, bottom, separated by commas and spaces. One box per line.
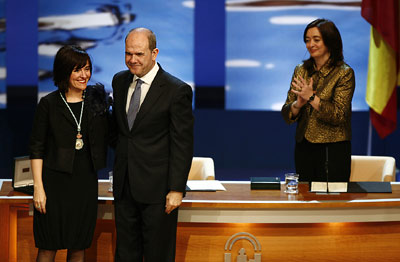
53, 45, 92, 93
125, 27, 157, 51
303, 19, 344, 74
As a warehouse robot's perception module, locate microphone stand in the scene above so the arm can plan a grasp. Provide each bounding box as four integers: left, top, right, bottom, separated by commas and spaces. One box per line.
315, 145, 341, 195
325, 146, 329, 193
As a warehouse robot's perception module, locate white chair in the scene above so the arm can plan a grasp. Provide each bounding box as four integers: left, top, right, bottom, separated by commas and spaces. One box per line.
188, 157, 215, 180
350, 155, 396, 182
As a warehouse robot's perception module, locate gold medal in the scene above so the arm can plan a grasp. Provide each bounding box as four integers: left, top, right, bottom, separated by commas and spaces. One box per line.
75, 132, 83, 150
75, 138, 84, 150
59, 92, 85, 151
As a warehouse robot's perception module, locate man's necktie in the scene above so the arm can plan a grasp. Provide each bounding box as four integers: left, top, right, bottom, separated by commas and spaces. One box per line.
127, 79, 143, 130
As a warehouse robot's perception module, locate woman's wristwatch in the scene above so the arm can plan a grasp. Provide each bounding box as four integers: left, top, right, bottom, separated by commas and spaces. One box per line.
307, 93, 316, 103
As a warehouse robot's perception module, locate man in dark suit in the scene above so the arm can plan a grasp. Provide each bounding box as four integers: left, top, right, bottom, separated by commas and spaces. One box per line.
111, 27, 194, 261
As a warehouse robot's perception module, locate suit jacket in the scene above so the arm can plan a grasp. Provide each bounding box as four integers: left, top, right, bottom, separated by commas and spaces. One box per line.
111, 64, 194, 203
281, 61, 355, 143
30, 85, 109, 173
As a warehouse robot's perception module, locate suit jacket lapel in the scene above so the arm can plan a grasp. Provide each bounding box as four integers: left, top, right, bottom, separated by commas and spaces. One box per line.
131, 69, 166, 129
57, 93, 78, 128
118, 73, 134, 131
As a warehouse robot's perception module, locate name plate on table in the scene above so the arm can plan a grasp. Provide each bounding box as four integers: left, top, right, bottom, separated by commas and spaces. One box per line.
250, 177, 281, 190
12, 156, 34, 195
348, 182, 392, 193
310, 181, 392, 193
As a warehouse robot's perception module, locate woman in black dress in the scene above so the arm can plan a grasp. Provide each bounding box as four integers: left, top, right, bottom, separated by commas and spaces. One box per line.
30, 45, 109, 262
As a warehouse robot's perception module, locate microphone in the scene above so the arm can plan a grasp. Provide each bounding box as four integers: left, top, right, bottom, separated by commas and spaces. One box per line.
325, 146, 329, 193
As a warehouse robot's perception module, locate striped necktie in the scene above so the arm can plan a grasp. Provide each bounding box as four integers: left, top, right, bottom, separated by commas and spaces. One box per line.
127, 79, 143, 129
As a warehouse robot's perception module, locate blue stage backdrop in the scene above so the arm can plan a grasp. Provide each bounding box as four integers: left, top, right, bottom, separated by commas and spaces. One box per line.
226, 1, 370, 111
0, 0, 5, 109
38, 0, 194, 98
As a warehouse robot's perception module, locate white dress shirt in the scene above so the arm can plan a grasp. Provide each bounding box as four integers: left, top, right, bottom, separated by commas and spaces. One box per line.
125, 63, 159, 113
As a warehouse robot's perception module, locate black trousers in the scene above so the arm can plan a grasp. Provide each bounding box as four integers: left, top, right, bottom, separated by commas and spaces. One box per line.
295, 139, 351, 182
114, 179, 178, 262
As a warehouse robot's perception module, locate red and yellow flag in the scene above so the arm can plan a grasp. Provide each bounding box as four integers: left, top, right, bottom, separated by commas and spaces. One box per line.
361, 0, 399, 138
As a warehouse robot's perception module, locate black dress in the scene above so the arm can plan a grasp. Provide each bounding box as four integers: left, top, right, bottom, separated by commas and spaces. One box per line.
33, 101, 98, 250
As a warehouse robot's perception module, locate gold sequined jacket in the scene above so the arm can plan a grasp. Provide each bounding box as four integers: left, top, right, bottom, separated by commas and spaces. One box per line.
281, 61, 355, 143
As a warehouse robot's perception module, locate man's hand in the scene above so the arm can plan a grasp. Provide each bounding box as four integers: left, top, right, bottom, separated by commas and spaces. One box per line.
165, 191, 183, 214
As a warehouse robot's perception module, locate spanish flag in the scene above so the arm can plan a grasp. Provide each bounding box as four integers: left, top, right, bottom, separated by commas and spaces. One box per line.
361, 0, 399, 138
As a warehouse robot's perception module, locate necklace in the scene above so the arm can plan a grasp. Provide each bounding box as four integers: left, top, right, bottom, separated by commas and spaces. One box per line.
59, 91, 85, 150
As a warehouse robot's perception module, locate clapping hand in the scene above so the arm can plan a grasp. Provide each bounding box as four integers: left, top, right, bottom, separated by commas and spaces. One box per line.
291, 76, 314, 107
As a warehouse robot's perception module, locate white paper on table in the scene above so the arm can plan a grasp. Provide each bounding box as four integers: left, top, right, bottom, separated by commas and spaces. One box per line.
186, 180, 226, 191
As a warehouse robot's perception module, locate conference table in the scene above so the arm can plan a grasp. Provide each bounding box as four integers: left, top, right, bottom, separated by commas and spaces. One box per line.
1, 179, 400, 262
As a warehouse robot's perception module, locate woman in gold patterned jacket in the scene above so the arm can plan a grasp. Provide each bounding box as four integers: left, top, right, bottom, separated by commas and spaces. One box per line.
281, 19, 355, 182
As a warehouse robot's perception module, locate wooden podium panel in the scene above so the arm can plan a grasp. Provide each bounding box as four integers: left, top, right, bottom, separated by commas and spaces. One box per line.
14, 214, 400, 262
2, 180, 400, 261
0, 204, 11, 262
176, 222, 400, 262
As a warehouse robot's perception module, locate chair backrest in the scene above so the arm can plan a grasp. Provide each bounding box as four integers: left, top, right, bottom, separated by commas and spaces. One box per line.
350, 155, 396, 182
188, 157, 215, 180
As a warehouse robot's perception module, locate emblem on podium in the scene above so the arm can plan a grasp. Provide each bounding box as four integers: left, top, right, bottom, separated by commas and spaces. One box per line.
224, 232, 261, 262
